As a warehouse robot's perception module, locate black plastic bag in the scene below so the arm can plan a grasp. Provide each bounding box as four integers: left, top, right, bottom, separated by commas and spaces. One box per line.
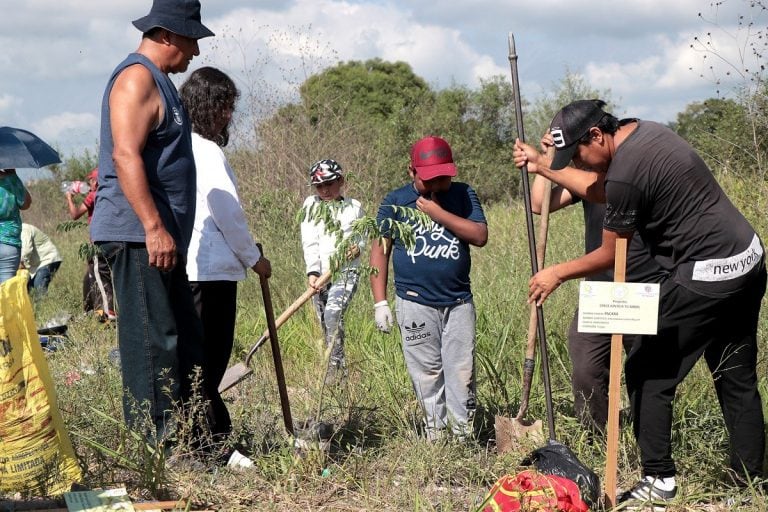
521, 440, 600, 508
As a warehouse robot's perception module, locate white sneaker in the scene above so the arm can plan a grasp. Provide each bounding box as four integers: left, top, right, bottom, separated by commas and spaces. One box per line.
226, 449, 254, 469
618, 476, 677, 511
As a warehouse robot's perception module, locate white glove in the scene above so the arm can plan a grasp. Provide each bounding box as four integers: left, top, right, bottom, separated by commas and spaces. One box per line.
374, 301, 393, 333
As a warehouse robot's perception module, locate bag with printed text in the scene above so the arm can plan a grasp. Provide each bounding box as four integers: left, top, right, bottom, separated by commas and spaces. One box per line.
0, 270, 82, 494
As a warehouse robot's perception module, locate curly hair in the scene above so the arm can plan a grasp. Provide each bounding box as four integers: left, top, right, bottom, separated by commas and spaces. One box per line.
179, 67, 239, 147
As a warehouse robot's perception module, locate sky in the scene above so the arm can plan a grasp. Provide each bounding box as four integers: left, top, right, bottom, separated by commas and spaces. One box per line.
1, 0, 763, 177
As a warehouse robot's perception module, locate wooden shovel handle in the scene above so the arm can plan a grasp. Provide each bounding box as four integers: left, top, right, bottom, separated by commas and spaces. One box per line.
517, 146, 554, 419
244, 245, 360, 365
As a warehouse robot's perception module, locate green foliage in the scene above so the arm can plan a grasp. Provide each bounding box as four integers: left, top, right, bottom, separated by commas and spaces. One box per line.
56, 220, 97, 261
297, 198, 431, 280
50, 148, 98, 182
248, 60, 531, 204
525, 71, 615, 144
75, 408, 168, 498
394, 77, 520, 202
299, 58, 433, 124
673, 97, 765, 174
690, 2, 768, 176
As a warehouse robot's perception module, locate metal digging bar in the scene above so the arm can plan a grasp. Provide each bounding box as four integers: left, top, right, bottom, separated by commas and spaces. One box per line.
508, 32, 556, 441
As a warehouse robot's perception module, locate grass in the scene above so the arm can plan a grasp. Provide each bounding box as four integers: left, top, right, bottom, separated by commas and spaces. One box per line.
4, 173, 768, 511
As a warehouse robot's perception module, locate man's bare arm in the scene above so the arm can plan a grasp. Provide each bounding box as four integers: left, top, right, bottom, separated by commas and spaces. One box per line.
369, 237, 392, 303
528, 229, 632, 305
110, 64, 177, 271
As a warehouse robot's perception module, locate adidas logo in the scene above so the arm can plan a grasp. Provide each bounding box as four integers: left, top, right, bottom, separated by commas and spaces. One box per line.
404, 321, 431, 341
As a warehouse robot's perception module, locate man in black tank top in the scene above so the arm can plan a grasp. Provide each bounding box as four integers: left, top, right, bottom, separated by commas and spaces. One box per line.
91, 0, 218, 458
516, 100, 765, 506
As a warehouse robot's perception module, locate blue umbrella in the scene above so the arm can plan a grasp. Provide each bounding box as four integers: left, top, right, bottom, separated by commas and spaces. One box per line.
0, 126, 61, 169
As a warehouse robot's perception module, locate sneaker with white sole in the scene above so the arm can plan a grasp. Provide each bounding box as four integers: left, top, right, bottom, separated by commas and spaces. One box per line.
618, 477, 677, 511
226, 449, 254, 469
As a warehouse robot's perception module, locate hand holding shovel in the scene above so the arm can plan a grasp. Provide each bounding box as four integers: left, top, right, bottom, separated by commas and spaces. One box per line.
495, 33, 556, 453
218, 246, 361, 394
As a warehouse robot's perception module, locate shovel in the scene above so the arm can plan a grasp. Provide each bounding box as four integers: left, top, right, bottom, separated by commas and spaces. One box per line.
259, 249, 295, 436
218, 269, 333, 394
495, 32, 557, 452
496, 168, 551, 452
218, 246, 360, 394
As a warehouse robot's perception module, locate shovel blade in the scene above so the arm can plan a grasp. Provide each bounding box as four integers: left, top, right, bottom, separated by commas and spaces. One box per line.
495, 415, 545, 454
218, 363, 253, 394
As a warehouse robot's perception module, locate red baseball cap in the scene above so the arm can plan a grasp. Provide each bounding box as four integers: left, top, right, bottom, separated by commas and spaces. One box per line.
87, 168, 98, 180
410, 136, 457, 181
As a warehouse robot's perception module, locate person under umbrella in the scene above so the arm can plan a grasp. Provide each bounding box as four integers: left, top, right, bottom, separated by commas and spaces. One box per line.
0, 168, 31, 284
0, 126, 61, 285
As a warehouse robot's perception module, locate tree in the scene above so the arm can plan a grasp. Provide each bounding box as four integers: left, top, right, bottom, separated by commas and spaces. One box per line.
240, 58, 610, 206
690, 1, 768, 175
673, 97, 764, 175
299, 58, 433, 125
524, 71, 615, 144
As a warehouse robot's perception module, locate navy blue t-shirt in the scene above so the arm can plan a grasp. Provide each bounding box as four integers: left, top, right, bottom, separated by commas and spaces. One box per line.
376, 182, 486, 306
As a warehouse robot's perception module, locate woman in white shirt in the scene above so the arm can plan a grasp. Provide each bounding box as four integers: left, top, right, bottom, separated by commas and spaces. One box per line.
180, 67, 270, 468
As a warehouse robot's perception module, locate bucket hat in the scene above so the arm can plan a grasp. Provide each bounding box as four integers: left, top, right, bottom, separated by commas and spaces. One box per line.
132, 0, 214, 39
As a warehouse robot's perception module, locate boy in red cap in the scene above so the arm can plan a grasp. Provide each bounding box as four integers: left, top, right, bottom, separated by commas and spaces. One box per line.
369, 136, 488, 440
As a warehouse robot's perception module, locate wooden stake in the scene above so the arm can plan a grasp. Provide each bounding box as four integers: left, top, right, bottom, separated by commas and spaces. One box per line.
604, 237, 627, 508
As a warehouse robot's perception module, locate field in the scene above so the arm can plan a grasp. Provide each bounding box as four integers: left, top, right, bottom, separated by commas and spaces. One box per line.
6, 171, 768, 511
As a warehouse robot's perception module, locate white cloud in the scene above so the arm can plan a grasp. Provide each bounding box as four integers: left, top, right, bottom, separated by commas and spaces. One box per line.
202, 0, 506, 91
0, 94, 19, 112
31, 112, 99, 146
2, 0, 765, 156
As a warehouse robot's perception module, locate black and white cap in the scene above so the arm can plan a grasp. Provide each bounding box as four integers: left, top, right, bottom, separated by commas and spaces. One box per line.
309, 159, 343, 185
549, 99, 609, 170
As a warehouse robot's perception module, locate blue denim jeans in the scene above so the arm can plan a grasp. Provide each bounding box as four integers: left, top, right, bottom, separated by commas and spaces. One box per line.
0, 242, 20, 284
28, 261, 61, 298
98, 241, 205, 441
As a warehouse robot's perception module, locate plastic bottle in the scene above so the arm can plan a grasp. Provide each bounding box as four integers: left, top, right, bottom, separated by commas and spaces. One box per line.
60, 181, 87, 194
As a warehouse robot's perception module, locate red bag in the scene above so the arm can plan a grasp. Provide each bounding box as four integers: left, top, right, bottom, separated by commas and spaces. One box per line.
482, 470, 590, 512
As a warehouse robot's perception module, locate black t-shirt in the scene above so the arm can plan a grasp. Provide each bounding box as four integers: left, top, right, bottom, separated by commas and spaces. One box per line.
577, 198, 665, 283
603, 120, 763, 297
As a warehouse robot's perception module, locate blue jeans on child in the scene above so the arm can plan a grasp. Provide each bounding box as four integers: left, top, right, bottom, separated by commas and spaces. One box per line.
98, 241, 205, 442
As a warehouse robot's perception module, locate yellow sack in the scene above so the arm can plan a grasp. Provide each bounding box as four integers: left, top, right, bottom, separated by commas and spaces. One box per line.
0, 270, 82, 494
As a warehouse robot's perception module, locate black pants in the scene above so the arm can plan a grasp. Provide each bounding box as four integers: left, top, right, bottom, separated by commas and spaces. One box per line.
190, 280, 238, 442
625, 268, 766, 479
568, 310, 635, 433
83, 254, 115, 313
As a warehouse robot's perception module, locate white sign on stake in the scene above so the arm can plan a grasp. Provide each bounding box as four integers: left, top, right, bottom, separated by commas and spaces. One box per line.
578, 281, 660, 335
